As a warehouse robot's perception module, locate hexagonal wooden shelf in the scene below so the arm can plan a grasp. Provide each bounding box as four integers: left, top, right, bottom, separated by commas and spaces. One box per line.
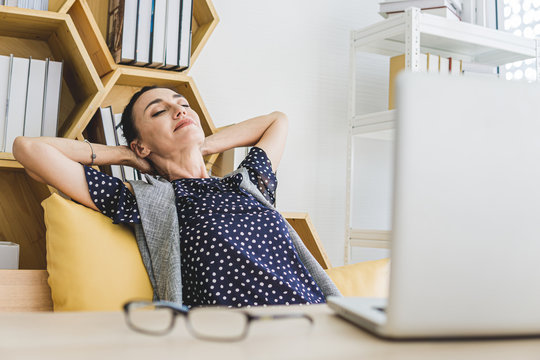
0, 5, 103, 270
0, 6, 103, 166
54, 0, 219, 78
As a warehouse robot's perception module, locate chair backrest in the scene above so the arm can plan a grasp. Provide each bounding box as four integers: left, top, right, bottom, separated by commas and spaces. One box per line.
282, 212, 332, 270
0, 212, 330, 312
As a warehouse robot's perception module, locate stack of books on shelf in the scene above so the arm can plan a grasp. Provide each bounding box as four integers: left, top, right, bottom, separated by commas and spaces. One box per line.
86, 107, 143, 182
107, 0, 193, 71
0, 0, 48, 10
379, 0, 462, 21
388, 53, 463, 109
0, 54, 63, 153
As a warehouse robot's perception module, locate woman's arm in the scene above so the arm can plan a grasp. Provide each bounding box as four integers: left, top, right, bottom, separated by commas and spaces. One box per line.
12, 136, 150, 210
200, 111, 288, 171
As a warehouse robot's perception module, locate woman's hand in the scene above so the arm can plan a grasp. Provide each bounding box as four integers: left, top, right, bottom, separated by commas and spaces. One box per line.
126, 146, 156, 175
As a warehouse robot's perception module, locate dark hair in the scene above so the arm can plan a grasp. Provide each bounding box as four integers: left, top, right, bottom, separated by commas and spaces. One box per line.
120, 85, 158, 145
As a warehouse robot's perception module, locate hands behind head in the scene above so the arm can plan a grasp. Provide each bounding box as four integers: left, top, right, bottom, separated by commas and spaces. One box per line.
126, 146, 157, 175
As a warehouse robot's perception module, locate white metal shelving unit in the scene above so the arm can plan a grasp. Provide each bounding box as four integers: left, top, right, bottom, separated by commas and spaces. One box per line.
345, 7, 540, 264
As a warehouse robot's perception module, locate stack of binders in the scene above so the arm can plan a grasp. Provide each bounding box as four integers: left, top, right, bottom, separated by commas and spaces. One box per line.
107, 0, 193, 71
0, 54, 63, 153
87, 107, 143, 182
1, 0, 49, 10
388, 53, 463, 109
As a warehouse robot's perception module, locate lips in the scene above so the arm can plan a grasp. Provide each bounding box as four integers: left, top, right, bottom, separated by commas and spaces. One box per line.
173, 118, 194, 132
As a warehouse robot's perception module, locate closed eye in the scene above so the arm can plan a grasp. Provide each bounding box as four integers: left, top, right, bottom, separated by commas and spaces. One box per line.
151, 110, 166, 117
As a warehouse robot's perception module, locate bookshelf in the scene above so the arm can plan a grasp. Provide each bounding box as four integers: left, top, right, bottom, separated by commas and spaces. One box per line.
0, 0, 219, 275
345, 7, 540, 264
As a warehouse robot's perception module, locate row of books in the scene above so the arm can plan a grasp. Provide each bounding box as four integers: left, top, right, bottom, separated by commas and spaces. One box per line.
88, 106, 143, 182
107, 0, 193, 71
0, 0, 48, 10
388, 53, 463, 109
379, 0, 462, 21
0, 55, 63, 153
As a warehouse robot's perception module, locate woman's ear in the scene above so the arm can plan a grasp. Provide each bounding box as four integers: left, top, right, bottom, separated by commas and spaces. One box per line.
130, 139, 151, 158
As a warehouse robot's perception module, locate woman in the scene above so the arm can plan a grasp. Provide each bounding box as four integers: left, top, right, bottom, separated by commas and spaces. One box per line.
13, 86, 338, 308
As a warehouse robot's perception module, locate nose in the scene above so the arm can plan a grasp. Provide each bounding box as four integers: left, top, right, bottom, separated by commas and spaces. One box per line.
173, 104, 187, 119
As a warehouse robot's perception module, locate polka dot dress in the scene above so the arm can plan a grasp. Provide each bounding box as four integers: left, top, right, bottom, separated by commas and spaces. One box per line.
84, 147, 325, 308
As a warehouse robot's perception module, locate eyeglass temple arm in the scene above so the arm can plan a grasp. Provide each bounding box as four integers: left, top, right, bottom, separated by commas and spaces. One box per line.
153, 300, 189, 314
248, 313, 314, 324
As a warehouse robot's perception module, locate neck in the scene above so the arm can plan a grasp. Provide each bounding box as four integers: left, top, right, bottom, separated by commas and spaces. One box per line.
150, 146, 209, 181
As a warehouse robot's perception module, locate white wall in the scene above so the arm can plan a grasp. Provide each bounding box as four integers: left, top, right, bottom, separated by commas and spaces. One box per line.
190, 0, 381, 266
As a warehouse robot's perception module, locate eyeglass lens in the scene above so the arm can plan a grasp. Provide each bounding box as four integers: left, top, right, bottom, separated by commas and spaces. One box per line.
128, 303, 175, 334
188, 308, 249, 340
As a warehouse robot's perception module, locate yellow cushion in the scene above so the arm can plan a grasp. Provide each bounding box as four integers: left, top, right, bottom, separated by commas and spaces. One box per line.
325, 258, 390, 297
42, 193, 153, 311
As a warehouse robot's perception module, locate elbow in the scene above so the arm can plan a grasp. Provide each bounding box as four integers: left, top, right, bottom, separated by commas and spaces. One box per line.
12, 136, 39, 165
12, 136, 29, 161
272, 111, 289, 128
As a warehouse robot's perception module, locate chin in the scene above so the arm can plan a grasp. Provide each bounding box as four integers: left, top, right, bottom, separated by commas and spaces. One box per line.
178, 126, 205, 146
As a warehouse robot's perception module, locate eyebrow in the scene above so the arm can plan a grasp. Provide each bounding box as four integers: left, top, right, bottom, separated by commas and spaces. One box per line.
144, 93, 185, 113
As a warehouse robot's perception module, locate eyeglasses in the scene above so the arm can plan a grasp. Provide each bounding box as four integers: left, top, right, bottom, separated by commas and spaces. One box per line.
123, 300, 314, 342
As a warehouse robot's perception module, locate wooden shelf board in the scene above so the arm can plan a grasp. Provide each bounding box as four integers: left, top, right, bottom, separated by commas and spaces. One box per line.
0, 6, 64, 37
0, 171, 51, 270
191, 0, 219, 65
60, 91, 105, 140
0, 270, 53, 311
0, 156, 23, 169
49, 0, 72, 13
64, 0, 116, 78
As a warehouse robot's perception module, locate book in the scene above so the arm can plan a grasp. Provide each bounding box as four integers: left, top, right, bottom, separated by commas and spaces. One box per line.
107, 0, 137, 64
162, 0, 181, 69
113, 113, 138, 181
439, 56, 450, 75
177, 0, 193, 71
426, 53, 439, 73
24, 57, 47, 137
88, 107, 124, 180
461, 61, 498, 77
385, 6, 461, 20
0, 55, 11, 152
134, 0, 153, 66
148, 0, 167, 67
41, 58, 63, 137
379, 0, 462, 14
388, 53, 427, 109
5, 56, 29, 153
449, 57, 462, 75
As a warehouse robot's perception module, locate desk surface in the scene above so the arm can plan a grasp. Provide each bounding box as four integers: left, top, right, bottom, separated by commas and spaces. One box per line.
2, 304, 540, 360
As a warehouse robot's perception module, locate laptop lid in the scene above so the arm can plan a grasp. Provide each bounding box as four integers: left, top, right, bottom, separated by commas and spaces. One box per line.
385, 73, 540, 337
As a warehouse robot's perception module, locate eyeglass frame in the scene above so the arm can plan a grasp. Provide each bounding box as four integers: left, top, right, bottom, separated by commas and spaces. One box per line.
123, 300, 314, 342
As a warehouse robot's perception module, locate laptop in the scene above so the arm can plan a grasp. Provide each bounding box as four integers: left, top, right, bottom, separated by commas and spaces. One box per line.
328, 72, 540, 339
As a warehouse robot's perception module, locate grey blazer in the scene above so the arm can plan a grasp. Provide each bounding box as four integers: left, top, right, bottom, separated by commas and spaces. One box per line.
129, 167, 341, 304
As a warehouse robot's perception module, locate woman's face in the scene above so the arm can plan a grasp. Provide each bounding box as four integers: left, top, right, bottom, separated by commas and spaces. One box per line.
131, 88, 204, 156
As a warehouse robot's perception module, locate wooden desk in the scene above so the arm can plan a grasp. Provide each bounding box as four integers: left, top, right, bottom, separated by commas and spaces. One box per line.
1, 304, 540, 360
